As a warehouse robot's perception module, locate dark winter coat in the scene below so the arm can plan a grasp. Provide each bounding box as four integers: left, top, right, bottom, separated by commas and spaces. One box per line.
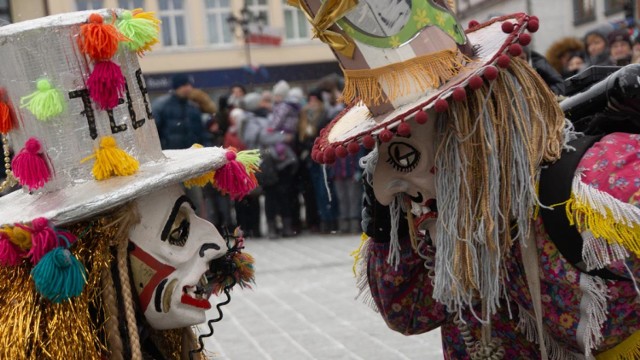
152, 94, 206, 150
530, 51, 566, 95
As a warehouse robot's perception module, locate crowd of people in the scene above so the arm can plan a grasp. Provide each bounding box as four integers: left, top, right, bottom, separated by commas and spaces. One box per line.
152, 74, 362, 239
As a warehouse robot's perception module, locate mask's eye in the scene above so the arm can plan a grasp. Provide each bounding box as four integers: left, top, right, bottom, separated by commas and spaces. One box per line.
386, 141, 420, 173
168, 208, 190, 247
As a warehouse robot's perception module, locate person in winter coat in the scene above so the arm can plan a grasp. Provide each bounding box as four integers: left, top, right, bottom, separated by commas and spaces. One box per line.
584, 25, 615, 67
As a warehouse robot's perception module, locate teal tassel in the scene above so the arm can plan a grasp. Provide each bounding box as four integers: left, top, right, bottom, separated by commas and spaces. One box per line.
31, 247, 86, 303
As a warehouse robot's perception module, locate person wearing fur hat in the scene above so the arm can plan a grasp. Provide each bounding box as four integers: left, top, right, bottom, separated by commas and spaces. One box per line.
292, 0, 640, 358
0, 9, 257, 359
545, 36, 585, 77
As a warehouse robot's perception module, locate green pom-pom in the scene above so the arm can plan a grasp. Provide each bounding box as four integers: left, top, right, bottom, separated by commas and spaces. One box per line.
236, 149, 261, 173
31, 247, 86, 303
20, 79, 65, 121
117, 10, 160, 52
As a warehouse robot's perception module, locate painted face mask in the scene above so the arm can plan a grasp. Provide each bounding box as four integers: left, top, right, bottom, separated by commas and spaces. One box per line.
372, 112, 438, 238
128, 185, 227, 330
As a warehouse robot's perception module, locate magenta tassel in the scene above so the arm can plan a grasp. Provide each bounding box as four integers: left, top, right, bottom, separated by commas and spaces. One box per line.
21, 218, 59, 265
0, 233, 24, 266
214, 151, 255, 200
12, 137, 51, 191
87, 60, 126, 110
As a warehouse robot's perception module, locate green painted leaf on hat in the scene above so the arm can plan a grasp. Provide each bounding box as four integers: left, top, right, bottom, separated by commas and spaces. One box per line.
337, 0, 465, 49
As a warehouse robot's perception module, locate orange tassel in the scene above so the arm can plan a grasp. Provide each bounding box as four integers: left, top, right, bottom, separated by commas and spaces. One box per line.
78, 13, 128, 61
0, 101, 13, 134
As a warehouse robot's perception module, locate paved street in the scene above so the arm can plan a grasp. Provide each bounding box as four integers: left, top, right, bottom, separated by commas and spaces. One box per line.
199, 234, 443, 360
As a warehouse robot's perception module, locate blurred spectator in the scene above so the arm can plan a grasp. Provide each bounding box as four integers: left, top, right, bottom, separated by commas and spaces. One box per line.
228, 84, 246, 109
223, 108, 246, 150
300, 90, 337, 233
333, 150, 364, 234
633, 37, 640, 63
608, 29, 633, 66
259, 90, 273, 115
265, 80, 300, 237
546, 37, 585, 75
152, 74, 207, 217
188, 88, 217, 145
520, 47, 565, 95
563, 51, 587, 78
584, 25, 614, 67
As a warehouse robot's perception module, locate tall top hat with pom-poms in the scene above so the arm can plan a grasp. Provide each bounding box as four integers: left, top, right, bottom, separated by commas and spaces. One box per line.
0, 9, 259, 304
286, 0, 543, 163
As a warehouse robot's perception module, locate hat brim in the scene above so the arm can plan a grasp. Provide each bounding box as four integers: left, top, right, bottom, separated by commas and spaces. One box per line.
316, 13, 529, 152
0, 146, 227, 226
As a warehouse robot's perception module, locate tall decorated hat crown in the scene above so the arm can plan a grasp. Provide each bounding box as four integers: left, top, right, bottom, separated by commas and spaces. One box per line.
0, 9, 260, 227
286, 0, 540, 163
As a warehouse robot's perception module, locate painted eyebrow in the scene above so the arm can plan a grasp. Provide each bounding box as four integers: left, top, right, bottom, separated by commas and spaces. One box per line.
160, 195, 195, 241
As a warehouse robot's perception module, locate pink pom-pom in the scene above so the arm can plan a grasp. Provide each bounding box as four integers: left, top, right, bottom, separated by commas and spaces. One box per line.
12, 137, 51, 191
214, 156, 255, 200
87, 60, 126, 110
347, 142, 360, 155
22, 218, 58, 265
0, 233, 23, 267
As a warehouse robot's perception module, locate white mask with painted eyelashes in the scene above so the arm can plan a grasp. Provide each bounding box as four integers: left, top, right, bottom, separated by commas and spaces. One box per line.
128, 184, 227, 330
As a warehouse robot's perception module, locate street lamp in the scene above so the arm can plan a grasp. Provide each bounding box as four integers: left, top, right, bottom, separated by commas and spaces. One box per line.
227, 1, 267, 68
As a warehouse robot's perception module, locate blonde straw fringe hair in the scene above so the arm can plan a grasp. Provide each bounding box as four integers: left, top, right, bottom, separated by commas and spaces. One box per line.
0, 203, 204, 360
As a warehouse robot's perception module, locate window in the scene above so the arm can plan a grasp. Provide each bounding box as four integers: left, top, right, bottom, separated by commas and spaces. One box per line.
158, 0, 187, 47
205, 0, 233, 45
283, 0, 309, 41
0, 0, 10, 25
573, 0, 596, 25
118, 0, 144, 9
246, 0, 269, 25
604, 0, 625, 15
76, 0, 104, 11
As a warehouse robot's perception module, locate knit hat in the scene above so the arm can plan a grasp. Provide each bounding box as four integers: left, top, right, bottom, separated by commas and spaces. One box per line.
272, 80, 290, 98
608, 29, 632, 47
171, 73, 193, 90
242, 92, 262, 112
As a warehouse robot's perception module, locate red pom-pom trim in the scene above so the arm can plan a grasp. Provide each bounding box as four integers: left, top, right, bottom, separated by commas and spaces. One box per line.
379, 129, 393, 143
496, 54, 511, 68
484, 66, 499, 81
434, 99, 449, 113
362, 135, 375, 150
335, 145, 348, 158
469, 75, 484, 90
519, 33, 532, 46
468, 20, 479, 29
396, 122, 411, 137
323, 147, 336, 164
501, 21, 514, 33
452, 87, 466, 102
508, 43, 523, 57
527, 19, 539, 33
414, 110, 428, 124
347, 142, 360, 155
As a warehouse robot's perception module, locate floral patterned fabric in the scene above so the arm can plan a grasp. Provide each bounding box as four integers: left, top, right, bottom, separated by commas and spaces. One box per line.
366, 133, 640, 359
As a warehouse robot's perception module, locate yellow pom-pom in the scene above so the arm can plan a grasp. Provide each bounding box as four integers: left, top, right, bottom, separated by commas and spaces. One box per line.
0, 225, 32, 250
81, 136, 139, 180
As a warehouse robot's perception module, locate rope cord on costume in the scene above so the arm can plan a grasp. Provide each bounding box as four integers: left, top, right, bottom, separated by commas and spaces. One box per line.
454, 313, 505, 360
101, 266, 125, 360
117, 236, 143, 360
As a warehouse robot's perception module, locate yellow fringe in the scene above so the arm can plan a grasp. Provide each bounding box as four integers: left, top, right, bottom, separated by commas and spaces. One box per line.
81, 136, 139, 180
597, 330, 640, 360
183, 144, 215, 188
566, 196, 640, 257
350, 232, 369, 277
342, 49, 471, 106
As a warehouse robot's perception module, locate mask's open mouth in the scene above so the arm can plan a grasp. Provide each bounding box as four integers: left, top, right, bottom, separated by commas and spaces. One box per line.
410, 198, 438, 231
181, 274, 212, 309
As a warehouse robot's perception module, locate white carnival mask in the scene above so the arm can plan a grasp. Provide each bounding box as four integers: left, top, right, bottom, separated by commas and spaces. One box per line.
372, 112, 438, 238
128, 185, 227, 330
